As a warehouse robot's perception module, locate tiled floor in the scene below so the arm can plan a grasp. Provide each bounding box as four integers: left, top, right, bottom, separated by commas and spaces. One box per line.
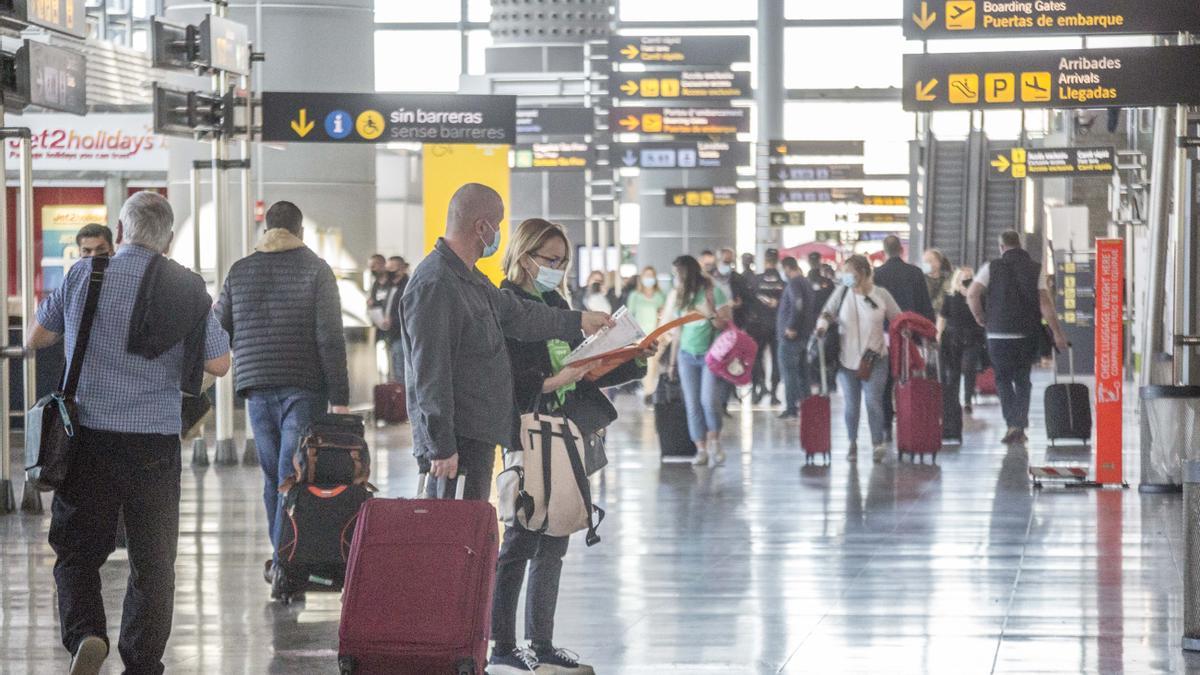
1, 372, 1196, 674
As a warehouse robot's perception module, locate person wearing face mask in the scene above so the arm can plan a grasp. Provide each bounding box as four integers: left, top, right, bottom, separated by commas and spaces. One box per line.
922, 248, 952, 317
938, 266, 986, 442
815, 254, 901, 464
580, 270, 618, 314
401, 183, 615, 500
381, 256, 410, 382
871, 236, 934, 442
627, 266, 667, 403
489, 218, 648, 675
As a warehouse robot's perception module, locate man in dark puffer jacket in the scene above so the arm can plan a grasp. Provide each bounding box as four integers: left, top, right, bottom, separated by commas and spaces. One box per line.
215, 201, 350, 592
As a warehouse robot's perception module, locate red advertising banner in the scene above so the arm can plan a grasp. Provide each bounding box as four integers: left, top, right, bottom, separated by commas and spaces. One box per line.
1094, 238, 1124, 484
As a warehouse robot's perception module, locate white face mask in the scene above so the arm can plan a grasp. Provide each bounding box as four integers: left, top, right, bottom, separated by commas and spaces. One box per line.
530, 258, 565, 292
839, 272, 856, 288
921, 261, 934, 274
642, 275, 658, 287
717, 262, 732, 276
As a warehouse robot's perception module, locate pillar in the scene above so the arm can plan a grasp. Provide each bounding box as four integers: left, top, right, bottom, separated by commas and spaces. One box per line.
756, 0, 785, 257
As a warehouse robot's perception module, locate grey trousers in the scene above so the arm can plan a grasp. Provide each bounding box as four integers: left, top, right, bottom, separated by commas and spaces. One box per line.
490, 525, 570, 646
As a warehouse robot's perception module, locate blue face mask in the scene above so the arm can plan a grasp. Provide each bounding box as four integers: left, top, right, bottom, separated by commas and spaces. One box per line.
479, 220, 501, 258
839, 272, 856, 288
531, 259, 565, 292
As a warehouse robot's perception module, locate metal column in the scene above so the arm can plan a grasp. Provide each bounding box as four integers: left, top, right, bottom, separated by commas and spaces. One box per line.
0, 102, 14, 515
17, 132, 38, 512
1141, 106, 1174, 386
1184, 457, 1200, 651
189, 163, 209, 467
210, 24, 237, 464
755, 0, 784, 258
240, 57, 258, 466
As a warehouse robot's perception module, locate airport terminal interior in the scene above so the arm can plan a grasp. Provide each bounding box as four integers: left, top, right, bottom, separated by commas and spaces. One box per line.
3, 0, 1200, 673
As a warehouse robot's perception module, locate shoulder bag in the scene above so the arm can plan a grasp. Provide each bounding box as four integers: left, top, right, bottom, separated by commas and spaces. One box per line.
810, 285, 848, 369
25, 256, 109, 492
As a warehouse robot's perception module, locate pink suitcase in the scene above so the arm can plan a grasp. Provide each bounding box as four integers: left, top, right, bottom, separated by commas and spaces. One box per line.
895, 335, 943, 462
800, 337, 831, 464
337, 476, 498, 675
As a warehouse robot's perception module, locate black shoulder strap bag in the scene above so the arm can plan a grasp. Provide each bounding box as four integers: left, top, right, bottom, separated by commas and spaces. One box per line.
25, 256, 109, 491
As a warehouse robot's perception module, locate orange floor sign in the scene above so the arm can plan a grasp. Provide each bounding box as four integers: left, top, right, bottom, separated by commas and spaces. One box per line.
1094, 238, 1123, 484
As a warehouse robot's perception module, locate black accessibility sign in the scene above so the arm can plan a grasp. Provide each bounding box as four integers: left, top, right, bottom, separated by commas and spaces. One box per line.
610, 106, 749, 135
904, 45, 1200, 111
772, 164, 865, 181
988, 146, 1115, 180
262, 92, 517, 144
770, 140, 864, 157
610, 141, 750, 169
611, 71, 752, 100
904, 0, 1200, 39
609, 35, 750, 66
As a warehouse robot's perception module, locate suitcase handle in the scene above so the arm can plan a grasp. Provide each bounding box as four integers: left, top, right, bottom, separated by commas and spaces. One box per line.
417, 471, 467, 500
1052, 342, 1076, 385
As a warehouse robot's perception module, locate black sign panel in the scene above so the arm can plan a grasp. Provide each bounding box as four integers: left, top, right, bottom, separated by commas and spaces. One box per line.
513, 142, 593, 170
610, 141, 750, 169
199, 15, 250, 75
903, 45, 1200, 111
853, 213, 910, 224
903, 0, 1200, 39
770, 187, 866, 204
609, 35, 751, 66
262, 92, 517, 144
770, 140, 865, 157
610, 106, 749, 135
665, 186, 757, 207
17, 41, 86, 115
988, 146, 1116, 180
17, 0, 86, 38
611, 71, 752, 100
516, 108, 593, 136
772, 164, 865, 181
769, 211, 806, 226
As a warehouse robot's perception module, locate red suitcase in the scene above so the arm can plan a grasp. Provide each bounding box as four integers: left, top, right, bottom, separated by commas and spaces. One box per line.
338, 476, 498, 675
895, 336, 943, 463
800, 337, 831, 464
976, 367, 997, 396
373, 383, 407, 424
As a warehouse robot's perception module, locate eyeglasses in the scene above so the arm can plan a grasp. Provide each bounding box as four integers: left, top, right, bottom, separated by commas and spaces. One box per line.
530, 253, 566, 269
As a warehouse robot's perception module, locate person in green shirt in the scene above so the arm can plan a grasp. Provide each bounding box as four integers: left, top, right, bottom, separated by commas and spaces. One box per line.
628, 266, 667, 403
667, 255, 732, 466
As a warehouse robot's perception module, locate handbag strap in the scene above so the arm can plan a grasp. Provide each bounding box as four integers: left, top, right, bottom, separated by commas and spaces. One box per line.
63, 256, 109, 398
560, 422, 604, 547
539, 418, 554, 519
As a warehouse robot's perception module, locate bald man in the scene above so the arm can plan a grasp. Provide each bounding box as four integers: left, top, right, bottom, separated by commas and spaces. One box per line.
401, 183, 613, 500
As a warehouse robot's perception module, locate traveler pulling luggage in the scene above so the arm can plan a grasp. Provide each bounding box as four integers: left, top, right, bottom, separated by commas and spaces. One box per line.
895, 328, 944, 463
338, 473, 498, 675
374, 382, 407, 424
273, 413, 374, 603
653, 347, 698, 461
1044, 344, 1092, 446
800, 335, 831, 464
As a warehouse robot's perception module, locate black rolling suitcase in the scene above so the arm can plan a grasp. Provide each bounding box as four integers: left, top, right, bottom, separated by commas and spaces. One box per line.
653, 372, 697, 461
1044, 345, 1091, 446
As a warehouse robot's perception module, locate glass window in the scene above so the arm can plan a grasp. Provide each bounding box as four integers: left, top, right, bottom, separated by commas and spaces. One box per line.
375, 31, 461, 91
620, 0, 754, 22
783, 102, 915, 174
786, 0, 900, 20
785, 27, 905, 89
132, 26, 148, 52
376, 4, 461, 23
468, 0, 492, 23
467, 30, 493, 75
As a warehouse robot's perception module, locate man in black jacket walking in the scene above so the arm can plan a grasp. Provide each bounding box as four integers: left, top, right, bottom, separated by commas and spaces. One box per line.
871, 235, 935, 437
216, 201, 350, 591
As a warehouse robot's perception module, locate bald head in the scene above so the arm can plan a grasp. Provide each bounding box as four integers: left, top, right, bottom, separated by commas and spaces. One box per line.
447, 183, 504, 236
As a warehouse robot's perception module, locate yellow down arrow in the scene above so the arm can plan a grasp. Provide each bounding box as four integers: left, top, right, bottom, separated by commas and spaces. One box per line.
620, 44, 639, 59
912, 1, 937, 30
991, 154, 1011, 172
618, 114, 640, 131
620, 80, 639, 96
290, 108, 315, 138
915, 79, 938, 101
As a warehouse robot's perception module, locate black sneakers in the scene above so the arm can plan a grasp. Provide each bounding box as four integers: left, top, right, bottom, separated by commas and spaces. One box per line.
486, 646, 540, 674
534, 647, 595, 675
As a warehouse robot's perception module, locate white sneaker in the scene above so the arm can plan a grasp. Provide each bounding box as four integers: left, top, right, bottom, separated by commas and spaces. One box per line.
70, 636, 108, 675
873, 443, 888, 464
691, 450, 709, 466
712, 441, 726, 465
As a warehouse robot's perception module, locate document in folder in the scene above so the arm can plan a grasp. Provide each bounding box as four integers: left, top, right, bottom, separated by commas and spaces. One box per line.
564, 309, 705, 381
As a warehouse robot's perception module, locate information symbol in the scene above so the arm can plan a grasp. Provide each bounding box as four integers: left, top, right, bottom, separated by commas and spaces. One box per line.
325, 110, 352, 139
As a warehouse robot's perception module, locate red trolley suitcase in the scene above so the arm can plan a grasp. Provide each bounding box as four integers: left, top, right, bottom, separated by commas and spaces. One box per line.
338, 475, 497, 675
373, 383, 407, 424
800, 336, 831, 464
895, 336, 943, 463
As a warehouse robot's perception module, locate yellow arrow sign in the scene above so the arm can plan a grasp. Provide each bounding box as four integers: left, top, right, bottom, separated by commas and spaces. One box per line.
775, 144, 788, 155
915, 79, 938, 101
618, 114, 640, 131
290, 109, 314, 138
620, 44, 639, 59
620, 80, 639, 96
912, 1, 937, 30
991, 154, 1011, 172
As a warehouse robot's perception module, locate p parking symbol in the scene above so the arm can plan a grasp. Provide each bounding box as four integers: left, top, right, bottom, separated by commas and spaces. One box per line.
985, 73, 1015, 103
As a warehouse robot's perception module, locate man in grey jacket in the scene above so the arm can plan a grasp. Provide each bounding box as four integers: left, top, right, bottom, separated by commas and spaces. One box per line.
402, 183, 612, 500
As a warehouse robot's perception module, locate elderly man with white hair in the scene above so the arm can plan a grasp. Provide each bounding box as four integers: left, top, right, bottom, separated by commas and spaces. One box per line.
28, 191, 231, 675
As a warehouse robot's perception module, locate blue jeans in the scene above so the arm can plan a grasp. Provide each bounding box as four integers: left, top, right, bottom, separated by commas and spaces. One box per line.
246, 387, 324, 555
778, 335, 810, 414
677, 350, 728, 442
389, 338, 405, 383
837, 360, 888, 446
988, 335, 1038, 429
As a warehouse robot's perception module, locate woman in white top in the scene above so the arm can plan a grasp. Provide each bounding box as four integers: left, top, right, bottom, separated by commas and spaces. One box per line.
816, 254, 902, 464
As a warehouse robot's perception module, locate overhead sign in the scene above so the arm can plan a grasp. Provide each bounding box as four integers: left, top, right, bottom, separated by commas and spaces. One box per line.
610, 106, 748, 135
262, 92, 517, 144
513, 142, 592, 170
610, 141, 750, 169
862, 195, 909, 206
199, 15, 250, 75
516, 107, 593, 136
903, 0, 1200, 39
19, 0, 86, 38
3, 113, 167, 171
988, 146, 1115, 180
770, 187, 866, 204
853, 213, 910, 223
1094, 238, 1123, 485
611, 71, 752, 100
17, 41, 87, 116
609, 35, 751, 66
770, 140, 864, 157
903, 45, 1200, 111
664, 186, 756, 207
772, 164, 865, 181
769, 211, 806, 226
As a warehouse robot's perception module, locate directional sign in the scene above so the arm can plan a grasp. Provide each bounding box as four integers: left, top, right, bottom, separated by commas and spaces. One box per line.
516, 107, 593, 136
17, 41, 86, 116
769, 211, 806, 226
903, 45, 1200, 111
513, 142, 593, 170
609, 106, 748, 136
988, 146, 1115, 180
18, 0, 86, 39
609, 35, 751, 66
664, 186, 757, 207
854, 213, 910, 224
610, 141, 750, 169
611, 71, 752, 100
262, 93, 517, 144
772, 164, 865, 181
198, 15, 250, 75
770, 140, 865, 157
903, 0, 1200, 39
770, 187, 866, 204
861, 195, 909, 206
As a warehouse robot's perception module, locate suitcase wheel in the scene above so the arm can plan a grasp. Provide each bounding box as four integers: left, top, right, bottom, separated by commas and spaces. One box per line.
455, 657, 475, 675
338, 656, 356, 675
